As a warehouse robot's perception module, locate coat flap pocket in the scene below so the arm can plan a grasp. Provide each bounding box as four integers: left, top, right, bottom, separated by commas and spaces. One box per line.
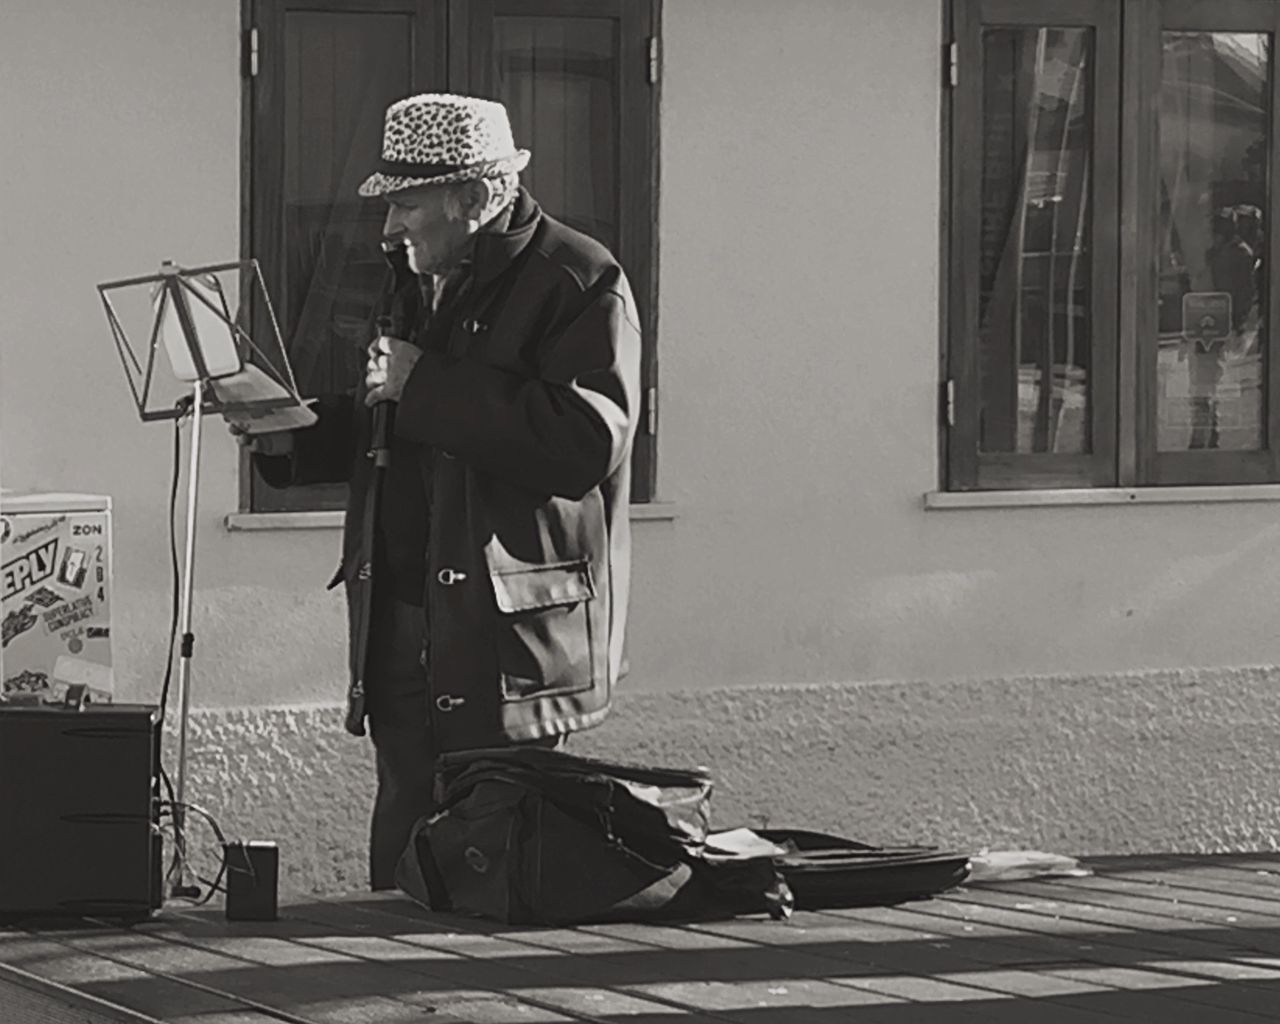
490, 560, 595, 614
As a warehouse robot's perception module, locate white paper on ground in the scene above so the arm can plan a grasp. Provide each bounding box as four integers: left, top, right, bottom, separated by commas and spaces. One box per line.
702, 827, 791, 861
966, 849, 1093, 882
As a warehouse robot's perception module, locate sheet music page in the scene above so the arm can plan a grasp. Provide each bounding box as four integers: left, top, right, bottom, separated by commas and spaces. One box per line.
210, 364, 318, 434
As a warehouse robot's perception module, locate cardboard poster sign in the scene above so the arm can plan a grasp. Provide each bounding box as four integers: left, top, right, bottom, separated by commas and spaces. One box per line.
1, 494, 113, 705
1183, 291, 1232, 347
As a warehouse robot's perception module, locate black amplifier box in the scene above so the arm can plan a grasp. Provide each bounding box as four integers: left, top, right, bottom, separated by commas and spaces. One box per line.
0, 704, 162, 921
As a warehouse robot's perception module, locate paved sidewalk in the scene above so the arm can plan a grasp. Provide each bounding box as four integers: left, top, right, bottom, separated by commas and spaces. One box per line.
3, 853, 1280, 1022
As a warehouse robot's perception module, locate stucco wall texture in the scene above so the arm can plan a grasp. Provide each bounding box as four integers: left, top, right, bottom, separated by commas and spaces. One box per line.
182, 667, 1280, 897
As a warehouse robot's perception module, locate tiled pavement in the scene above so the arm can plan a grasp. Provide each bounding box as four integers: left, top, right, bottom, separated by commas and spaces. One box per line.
4, 853, 1280, 1022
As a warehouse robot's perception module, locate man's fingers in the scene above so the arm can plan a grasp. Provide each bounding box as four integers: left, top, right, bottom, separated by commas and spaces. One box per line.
363, 336, 413, 406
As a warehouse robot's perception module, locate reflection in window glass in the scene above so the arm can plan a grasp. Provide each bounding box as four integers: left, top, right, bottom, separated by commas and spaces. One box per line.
979, 28, 1093, 455
282, 12, 413, 398
494, 17, 619, 250
1156, 32, 1270, 452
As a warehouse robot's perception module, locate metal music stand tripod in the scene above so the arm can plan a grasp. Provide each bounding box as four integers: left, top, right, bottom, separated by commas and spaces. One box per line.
96, 259, 307, 898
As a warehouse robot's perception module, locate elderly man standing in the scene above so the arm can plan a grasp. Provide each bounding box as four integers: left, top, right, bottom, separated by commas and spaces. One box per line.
250, 94, 641, 889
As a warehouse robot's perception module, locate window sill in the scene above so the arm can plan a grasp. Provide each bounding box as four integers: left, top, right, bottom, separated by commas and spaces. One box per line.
225, 502, 680, 532
924, 485, 1280, 510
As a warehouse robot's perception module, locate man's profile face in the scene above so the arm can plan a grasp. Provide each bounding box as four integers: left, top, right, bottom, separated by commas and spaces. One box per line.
382, 185, 472, 275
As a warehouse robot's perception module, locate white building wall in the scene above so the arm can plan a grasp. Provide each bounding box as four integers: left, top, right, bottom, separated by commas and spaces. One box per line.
4, 0, 1280, 715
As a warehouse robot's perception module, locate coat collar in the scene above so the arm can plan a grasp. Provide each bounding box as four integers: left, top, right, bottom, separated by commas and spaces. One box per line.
469, 187, 541, 287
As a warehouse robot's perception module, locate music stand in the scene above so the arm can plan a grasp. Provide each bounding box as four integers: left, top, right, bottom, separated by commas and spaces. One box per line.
96, 259, 314, 898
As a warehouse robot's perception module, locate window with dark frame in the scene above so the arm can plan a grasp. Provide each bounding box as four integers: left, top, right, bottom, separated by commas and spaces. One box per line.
241, 0, 660, 513
945, 0, 1280, 491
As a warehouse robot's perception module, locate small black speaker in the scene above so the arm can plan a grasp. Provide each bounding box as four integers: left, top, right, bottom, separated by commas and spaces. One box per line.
0, 704, 162, 921
224, 840, 278, 921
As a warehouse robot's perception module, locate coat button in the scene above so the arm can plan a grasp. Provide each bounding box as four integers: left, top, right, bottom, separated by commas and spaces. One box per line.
436, 695, 467, 712
437, 568, 467, 585
357, 562, 372, 581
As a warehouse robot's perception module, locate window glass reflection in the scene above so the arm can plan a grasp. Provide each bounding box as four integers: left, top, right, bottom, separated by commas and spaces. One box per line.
979, 27, 1093, 455
1156, 32, 1270, 452
494, 17, 619, 250
282, 12, 413, 398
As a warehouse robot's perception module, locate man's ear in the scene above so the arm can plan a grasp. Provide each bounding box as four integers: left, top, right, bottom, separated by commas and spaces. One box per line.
454, 179, 491, 223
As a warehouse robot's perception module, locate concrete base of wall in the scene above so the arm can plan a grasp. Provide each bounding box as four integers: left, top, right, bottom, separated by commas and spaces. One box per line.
176, 666, 1280, 897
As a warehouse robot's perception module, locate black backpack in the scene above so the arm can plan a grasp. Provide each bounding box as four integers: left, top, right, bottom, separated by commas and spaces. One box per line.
395, 747, 968, 925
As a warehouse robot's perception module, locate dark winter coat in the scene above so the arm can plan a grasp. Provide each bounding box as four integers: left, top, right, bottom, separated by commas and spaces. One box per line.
258, 189, 641, 750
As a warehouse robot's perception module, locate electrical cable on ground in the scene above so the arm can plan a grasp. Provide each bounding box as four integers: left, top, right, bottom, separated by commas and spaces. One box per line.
157, 797, 236, 907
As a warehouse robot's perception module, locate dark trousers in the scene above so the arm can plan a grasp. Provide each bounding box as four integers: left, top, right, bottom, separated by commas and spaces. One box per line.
365, 595, 434, 891
364, 594, 561, 891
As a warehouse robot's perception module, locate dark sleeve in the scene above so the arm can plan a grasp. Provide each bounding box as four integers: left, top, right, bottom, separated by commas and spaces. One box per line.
392, 282, 642, 500
252, 393, 358, 488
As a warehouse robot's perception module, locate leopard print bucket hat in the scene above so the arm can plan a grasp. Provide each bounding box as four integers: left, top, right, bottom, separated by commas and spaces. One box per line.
358, 93, 531, 197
